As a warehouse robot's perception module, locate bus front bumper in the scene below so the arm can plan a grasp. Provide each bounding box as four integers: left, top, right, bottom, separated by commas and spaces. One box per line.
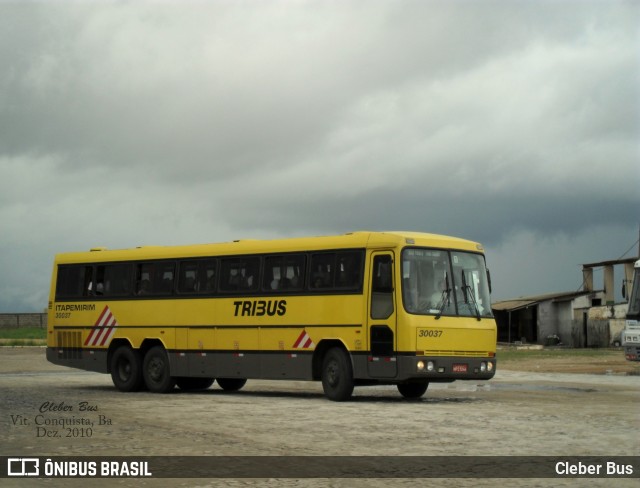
397, 355, 496, 382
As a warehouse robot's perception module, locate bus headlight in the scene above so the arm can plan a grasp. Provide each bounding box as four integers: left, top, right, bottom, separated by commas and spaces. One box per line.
480, 361, 494, 373
416, 360, 436, 373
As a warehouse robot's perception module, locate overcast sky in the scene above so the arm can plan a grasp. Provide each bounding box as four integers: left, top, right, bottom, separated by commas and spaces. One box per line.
1, 0, 638, 312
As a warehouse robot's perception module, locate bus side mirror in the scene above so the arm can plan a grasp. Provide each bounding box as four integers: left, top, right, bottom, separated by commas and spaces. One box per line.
622, 280, 626, 299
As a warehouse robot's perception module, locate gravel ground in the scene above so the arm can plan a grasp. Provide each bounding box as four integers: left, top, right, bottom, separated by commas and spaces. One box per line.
1, 347, 638, 488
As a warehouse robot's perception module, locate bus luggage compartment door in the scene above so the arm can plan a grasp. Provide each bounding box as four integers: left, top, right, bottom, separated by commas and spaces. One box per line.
368, 325, 397, 378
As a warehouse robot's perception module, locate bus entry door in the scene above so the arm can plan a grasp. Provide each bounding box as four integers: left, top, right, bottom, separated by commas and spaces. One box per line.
367, 252, 397, 378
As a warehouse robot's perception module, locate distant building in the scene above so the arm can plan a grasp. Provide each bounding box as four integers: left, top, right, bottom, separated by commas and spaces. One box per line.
492, 257, 636, 347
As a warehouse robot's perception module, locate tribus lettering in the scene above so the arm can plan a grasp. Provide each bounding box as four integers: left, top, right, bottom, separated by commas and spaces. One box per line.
233, 300, 287, 317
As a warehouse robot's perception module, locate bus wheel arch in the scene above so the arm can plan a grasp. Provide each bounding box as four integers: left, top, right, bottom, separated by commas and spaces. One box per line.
312, 340, 351, 380
139, 338, 166, 359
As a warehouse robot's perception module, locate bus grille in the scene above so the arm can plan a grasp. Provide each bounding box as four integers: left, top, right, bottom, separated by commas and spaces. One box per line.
422, 350, 489, 357
57, 331, 82, 360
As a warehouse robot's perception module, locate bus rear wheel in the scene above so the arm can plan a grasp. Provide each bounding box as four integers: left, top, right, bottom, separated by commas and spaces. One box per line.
110, 346, 144, 392
217, 378, 247, 391
176, 377, 215, 391
321, 347, 354, 401
397, 381, 429, 399
143, 346, 176, 393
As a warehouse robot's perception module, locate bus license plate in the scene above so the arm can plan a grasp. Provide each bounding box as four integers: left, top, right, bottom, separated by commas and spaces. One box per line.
452, 363, 468, 373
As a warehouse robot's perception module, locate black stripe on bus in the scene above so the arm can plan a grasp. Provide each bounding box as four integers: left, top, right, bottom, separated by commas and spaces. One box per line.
52, 323, 363, 330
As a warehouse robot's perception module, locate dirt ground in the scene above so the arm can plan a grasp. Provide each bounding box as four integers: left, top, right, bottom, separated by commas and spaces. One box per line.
1, 347, 638, 488
497, 348, 640, 375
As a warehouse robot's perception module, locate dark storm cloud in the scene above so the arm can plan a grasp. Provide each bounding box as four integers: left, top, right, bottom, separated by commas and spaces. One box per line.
2, 1, 632, 177
226, 185, 638, 247
0, 0, 638, 311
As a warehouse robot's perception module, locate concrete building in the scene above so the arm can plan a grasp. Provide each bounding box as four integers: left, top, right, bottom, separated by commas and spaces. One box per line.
492, 257, 636, 347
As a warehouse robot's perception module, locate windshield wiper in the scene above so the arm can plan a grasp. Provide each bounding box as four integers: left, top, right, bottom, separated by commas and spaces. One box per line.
461, 271, 482, 321
434, 273, 451, 320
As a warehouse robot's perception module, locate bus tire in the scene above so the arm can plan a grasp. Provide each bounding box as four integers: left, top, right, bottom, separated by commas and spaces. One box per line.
217, 378, 247, 391
321, 347, 354, 401
176, 377, 215, 391
397, 381, 429, 399
110, 346, 144, 392
142, 346, 176, 393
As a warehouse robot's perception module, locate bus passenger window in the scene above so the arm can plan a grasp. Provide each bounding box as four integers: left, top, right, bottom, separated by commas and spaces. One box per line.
310, 252, 363, 291
56, 265, 91, 299
138, 279, 151, 295
220, 258, 259, 292
336, 251, 362, 289
96, 264, 132, 297
201, 261, 217, 292
178, 259, 217, 294
158, 264, 175, 294
310, 253, 334, 289
136, 264, 153, 295
82, 266, 94, 296
134, 262, 175, 296
263, 255, 305, 292
178, 263, 198, 293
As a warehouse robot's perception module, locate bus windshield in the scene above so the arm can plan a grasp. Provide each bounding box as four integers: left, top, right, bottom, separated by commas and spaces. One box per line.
402, 248, 493, 318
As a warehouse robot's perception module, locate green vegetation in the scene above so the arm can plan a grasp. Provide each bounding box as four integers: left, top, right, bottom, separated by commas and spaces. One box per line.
0, 327, 47, 346
0, 327, 46, 340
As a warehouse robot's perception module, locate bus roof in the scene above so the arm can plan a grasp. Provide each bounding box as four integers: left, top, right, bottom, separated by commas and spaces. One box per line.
54, 231, 484, 264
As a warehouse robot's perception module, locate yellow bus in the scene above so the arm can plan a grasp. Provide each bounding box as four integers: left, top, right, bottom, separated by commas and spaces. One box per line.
47, 231, 496, 401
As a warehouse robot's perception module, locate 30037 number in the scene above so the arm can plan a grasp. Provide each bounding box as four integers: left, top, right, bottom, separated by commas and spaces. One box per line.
418, 329, 443, 338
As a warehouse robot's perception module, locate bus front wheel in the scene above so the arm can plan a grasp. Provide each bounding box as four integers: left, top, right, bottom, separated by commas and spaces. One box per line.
110, 346, 144, 392
397, 381, 429, 399
143, 346, 176, 393
321, 347, 354, 401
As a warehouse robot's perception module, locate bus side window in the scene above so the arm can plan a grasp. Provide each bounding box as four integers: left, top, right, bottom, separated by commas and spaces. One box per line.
309, 251, 363, 291
284, 254, 305, 290
158, 263, 175, 294
136, 263, 153, 295
178, 262, 198, 293
178, 259, 216, 294
82, 266, 94, 296
96, 263, 132, 297
135, 262, 175, 295
310, 253, 334, 289
263, 255, 305, 291
201, 260, 217, 292
220, 258, 259, 292
336, 251, 362, 289
371, 255, 393, 319
264, 257, 281, 290
56, 265, 90, 299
